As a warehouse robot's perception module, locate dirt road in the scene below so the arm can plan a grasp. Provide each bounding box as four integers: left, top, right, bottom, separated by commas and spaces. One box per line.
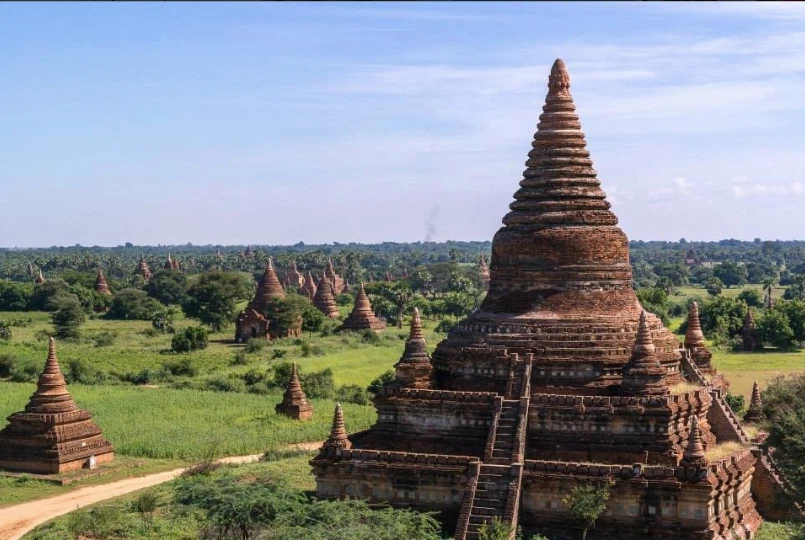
0, 443, 321, 540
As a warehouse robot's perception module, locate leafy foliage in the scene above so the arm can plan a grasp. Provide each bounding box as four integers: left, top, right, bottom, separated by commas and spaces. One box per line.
145, 270, 188, 306
183, 272, 252, 331
108, 289, 163, 320
562, 482, 612, 540
762, 374, 805, 494
50, 295, 85, 339
171, 326, 209, 353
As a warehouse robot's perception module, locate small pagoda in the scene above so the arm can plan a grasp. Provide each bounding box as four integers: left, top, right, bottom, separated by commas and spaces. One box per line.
0, 338, 114, 474
324, 259, 345, 295
744, 381, 764, 423
313, 277, 340, 318
390, 308, 432, 389
94, 268, 112, 296
135, 254, 152, 280
286, 261, 305, 288
338, 283, 385, 333
235, 259, 295, 342
299, 270, 317, 300
311, 59, 785, 540
742, 310, 758, 352
275, 363, 313, 420
34, 269, 46, 285
163, 253, 180, 271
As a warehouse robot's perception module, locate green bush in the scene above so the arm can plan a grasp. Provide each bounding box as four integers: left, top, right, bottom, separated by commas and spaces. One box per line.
92, 330, 118, 347
0, 354, 17, 378
244, 338, 266, 354
231, 351, 249, 366
725, 392, 746, 414
337, 384, 371, 405
361, 329, 382, 345
171, 327, 209, 353
434, 319, 456, 333
368, 370, 395, 394
162, 358, 198, 377
51, 295, 86, 339
0, 282, 33, 311
0, 320, 11, 341
335, 293, 354, 306
108, 289, 163, 320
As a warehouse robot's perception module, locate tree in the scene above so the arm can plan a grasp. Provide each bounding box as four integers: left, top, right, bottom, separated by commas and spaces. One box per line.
757, 308, 795, 350
108, 289, 163, 320
714, 261, 748, 288
171, 326, 209, 353
636, 287, 669, 323
783, 274, 805, 301
705, 277, 723, 297
183, 272, 253, 332
0, 282, 33, 311
696, 296, 748, 338
262, 295, 305, 338
28, 279, 72, 311
737, 288, 764, 308
51, 295, 86, 339
562, 482, 612, 540
762, 374, 805, 493
145, 270, 188, 306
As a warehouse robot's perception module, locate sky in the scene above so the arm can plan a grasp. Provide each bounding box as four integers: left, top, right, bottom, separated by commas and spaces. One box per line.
1, 2, 805, 247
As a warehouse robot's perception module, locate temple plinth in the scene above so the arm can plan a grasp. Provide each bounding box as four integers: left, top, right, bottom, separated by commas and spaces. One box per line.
312, 59, 771, 540
0, 339, 115, 474
338, 284, 385, 333
275, 363, 313, 420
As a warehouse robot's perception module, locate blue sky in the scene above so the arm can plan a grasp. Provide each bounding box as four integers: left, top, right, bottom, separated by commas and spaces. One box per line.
2, 2, 805, 247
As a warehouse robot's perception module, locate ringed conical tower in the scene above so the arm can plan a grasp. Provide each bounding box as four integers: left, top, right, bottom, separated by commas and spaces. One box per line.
136, 254, 152, 280
275, 363, 313, 420
235, 258, 292, 342
338, 283, 385, 332
95, 268, 112, 296
313, 59, 769, 540
0, 338, 115, 473
313, 277, 340, 318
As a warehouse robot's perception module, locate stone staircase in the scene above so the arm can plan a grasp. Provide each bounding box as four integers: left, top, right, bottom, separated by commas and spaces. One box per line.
456, 355, 531, 540
708, 389, 750, 445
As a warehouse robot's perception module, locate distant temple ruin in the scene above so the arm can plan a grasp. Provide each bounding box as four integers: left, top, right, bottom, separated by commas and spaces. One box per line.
338, 283, 385, 333
235, 259, 300, 342
135, 254, 152, 280
312, 59, 799, 539
0, 338, 114, 474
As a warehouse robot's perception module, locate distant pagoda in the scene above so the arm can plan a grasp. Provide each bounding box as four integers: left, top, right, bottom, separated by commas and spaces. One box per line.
135, 254, 152, 280
34, 269, 46, 285
338, 283, 385, 333
478, 256, 490, 290
0, 338, 114, 473
275, 363, 313, 420
324, 258, 345, 295
235, 259, 298, 342
286, 261, 305, 288
313, 277, 340, 318
311, 59, 780, 540
94, 268, 112, 296
299, 270, 318, 300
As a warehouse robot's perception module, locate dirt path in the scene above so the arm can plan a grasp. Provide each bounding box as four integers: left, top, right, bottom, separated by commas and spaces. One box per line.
0, 444, 321, 540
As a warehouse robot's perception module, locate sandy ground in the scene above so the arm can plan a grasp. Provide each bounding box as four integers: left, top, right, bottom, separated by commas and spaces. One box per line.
0, 442, 322, 540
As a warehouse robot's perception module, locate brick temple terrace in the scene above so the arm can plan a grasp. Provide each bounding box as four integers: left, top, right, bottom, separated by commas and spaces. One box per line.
311, 59, 802, 539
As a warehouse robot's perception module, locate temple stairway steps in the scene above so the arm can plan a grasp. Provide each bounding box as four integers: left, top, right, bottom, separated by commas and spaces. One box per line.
465, 464, 510, 539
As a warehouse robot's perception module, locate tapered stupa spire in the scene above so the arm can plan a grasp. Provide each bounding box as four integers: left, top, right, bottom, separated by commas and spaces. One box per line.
286, 261, 304, 288
164, 253, 173, 270
744, 381, 764, 423
95, 268, 112, 296
685, 302, 706, 349
250, 258, 285, 311
621, 311, 669, 396
313, 277, 340, 318
275, 362, 313, 420
683, 416, 707, 465
339, 283, 385, 332
34, 269, 46, 285
502, 59, 617, 229
742, 309, 758, 352
393, 308, 432, 388
323, 403, 351, 451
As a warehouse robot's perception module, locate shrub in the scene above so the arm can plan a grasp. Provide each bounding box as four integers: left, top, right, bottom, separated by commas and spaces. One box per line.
434, 319, 456, 333
0, 282, 33, 311
301, 304, 326, 333
204, 376, 245, 393
725, 392, 746, 414
737, 289, 764, 308
361, 329, 382, 345
300, 342, 312, 357
231, 351, 249, 366
108, 289, 163, 320
120, 369, 154, 385
368, 370, 395, 394
273, 362, 335, 398
9, 362, 39, 383
171, 326, 209, 353
271, 349, 287, 360
757, 309, 796, 350
162, 358, 198, 377
0, 354, 17, 378
336, 293, 354, 306
0, 320, 11, 341
151, 306, 178, 334
244, 338, 266, 354
92, 330, 118, 347
51, 295, 86, 339
337, 384, 371, 405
